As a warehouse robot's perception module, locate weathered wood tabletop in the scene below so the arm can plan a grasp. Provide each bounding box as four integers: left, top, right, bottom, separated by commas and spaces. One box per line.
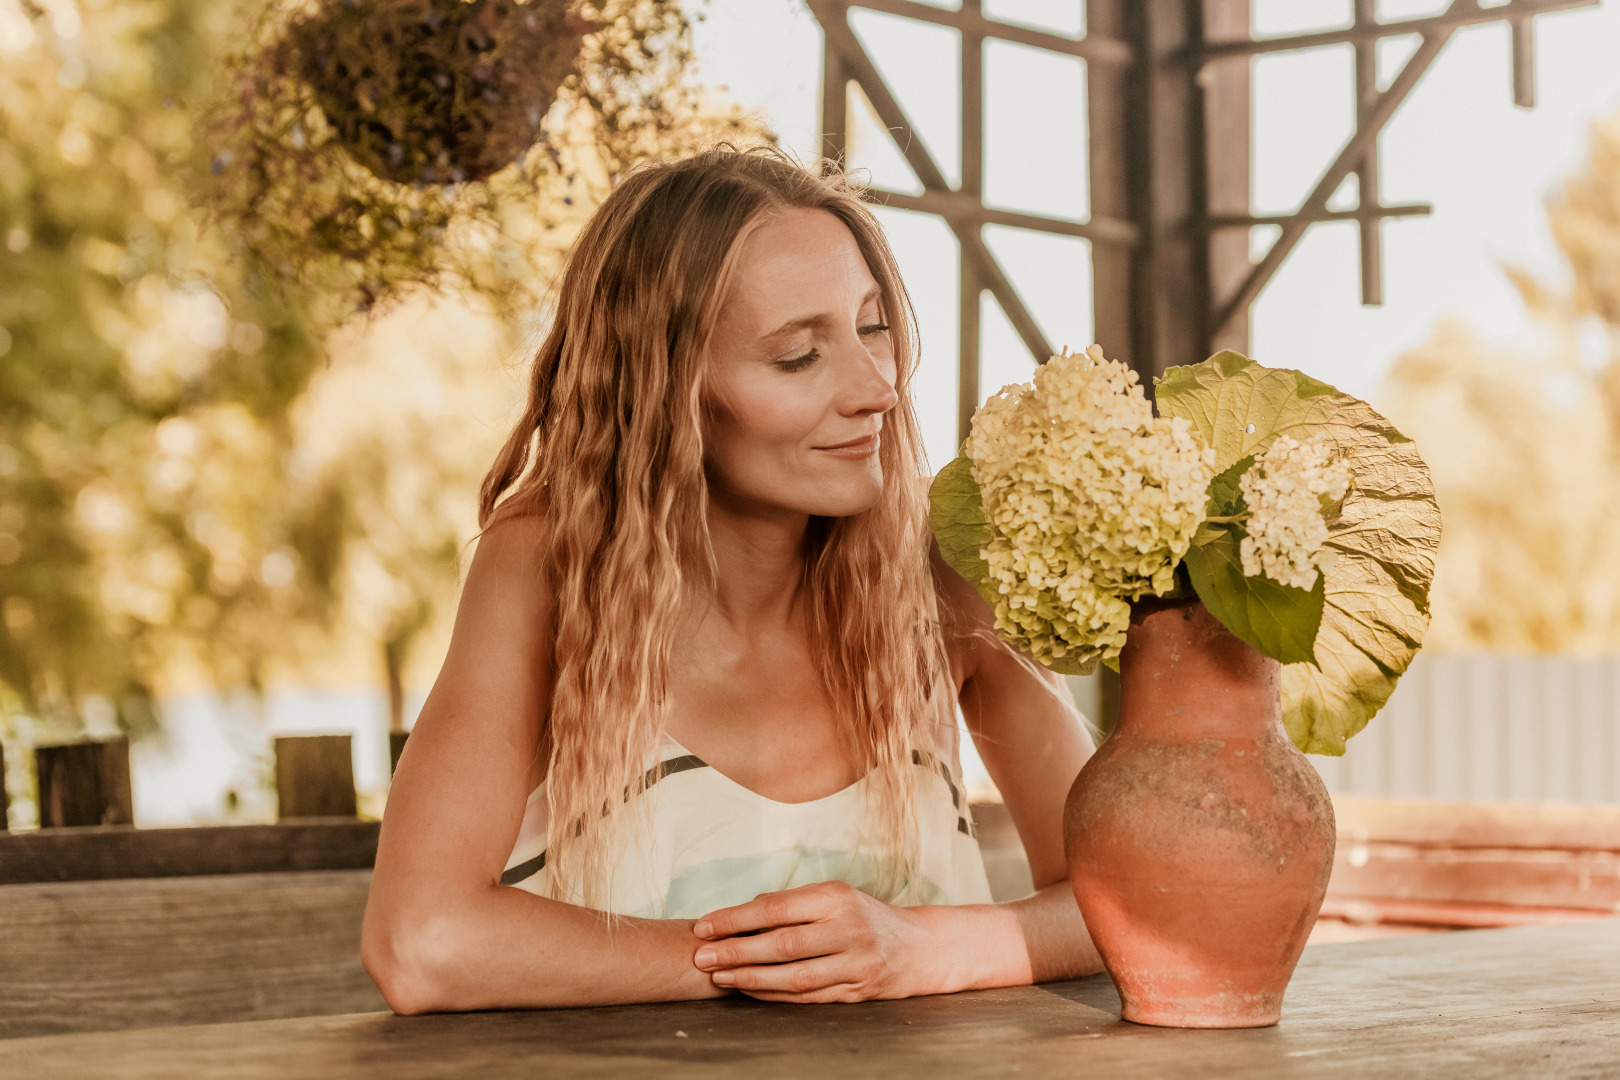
8, 920, 1618, 1079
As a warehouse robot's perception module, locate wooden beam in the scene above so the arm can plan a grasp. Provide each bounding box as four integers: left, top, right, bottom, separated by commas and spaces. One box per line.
1197, 0, 1598, 60
812, 0, 1058, 379
1087, 0, 1136, 376
1201, 0, 1252, 357
869, 189, 1138, 246
36, 738, 133, 829
836, 0, 1134, 65
1355, 0, 1383, 306
1213, 22, 1454, 336
0, 820, 380, 884
1208, 204, 1431, 228
959, 0, 985, 447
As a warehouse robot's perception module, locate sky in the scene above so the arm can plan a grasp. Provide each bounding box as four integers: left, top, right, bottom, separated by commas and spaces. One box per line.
689, 0, 1620, 472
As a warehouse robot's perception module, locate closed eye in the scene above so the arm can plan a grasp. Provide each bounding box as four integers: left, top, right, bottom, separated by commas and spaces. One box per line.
859, 322, 890, 337
775, 348, 819, 373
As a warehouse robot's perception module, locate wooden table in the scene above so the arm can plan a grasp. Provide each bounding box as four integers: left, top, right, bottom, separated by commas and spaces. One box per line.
8, 921, 1619, 1079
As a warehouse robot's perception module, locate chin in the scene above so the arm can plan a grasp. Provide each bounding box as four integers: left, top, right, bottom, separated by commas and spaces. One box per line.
805, 474, 885, 518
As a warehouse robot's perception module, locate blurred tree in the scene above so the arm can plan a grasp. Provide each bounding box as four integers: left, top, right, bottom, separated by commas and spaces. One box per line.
1, 0, 767, 809
289, 297, 521, 736
0, 0, 331, 757
1378, 109, 1620, 652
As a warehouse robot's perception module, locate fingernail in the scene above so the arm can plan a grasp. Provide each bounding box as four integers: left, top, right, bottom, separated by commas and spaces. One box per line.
693, 920, 713, 938
711, 971, 734, 986
694, 947, 717, 968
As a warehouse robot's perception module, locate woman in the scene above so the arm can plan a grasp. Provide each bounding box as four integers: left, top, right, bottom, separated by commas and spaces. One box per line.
361, 146, 1102, 1011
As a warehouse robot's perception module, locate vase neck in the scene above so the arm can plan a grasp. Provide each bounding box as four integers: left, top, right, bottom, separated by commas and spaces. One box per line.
1116, 600, 1284, 743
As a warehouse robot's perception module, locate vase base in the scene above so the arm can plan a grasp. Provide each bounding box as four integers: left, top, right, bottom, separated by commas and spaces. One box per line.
1120, 997, 1282, 1029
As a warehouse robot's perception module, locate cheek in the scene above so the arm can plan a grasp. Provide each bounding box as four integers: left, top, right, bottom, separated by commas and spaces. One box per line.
714, 381, 823, 452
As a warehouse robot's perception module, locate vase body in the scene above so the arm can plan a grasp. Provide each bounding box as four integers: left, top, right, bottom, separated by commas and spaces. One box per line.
1063, 599, 1335, 1028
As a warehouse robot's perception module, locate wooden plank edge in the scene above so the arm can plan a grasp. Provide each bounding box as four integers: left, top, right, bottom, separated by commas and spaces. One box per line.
1333, 794, 1620, 852
1321, 894, 1620, 929
0, 820, 379, 884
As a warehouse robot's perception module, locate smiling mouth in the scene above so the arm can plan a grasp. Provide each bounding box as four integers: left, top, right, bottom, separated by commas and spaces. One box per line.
815, 432, 881, 457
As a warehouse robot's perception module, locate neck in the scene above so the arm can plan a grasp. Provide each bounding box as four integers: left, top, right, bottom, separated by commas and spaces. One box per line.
701, 488, 813, 634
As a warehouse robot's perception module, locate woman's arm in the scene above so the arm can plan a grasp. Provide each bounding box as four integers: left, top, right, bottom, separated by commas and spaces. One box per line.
360, 515, 721, 1012
685, 546, 1102, 1002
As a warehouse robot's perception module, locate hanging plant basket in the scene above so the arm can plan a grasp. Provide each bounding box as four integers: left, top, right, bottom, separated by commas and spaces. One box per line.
280, 0, 591, 186
194, 0, 707, 317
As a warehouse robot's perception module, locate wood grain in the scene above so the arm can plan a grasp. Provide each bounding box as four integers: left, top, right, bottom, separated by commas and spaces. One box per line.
5, 921, 1619, 1078
275, 735, 358, 820
0, 870, 385, 1040
1329, 842, 1620, 912
0, 820, 379, 884
1334, 795, 1620, 850
36, 739, 133, 828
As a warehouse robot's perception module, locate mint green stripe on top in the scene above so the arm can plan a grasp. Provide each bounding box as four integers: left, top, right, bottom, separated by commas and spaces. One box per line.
654, 847, 948, 920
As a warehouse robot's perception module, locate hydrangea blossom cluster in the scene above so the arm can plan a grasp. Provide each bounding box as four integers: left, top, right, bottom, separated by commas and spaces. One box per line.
1238, 434, 1353, 591
965, 346, 1215, 668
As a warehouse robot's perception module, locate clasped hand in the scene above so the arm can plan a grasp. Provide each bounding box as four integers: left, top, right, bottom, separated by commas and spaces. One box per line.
691, 880, 933, 1003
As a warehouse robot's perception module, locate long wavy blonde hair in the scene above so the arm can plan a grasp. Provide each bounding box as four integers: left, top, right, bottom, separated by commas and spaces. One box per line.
479, 146, 947, 910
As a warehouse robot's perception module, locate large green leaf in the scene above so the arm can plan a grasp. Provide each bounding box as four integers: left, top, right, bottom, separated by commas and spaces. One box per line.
927, 456, 1097, 676
1156, 351, 1441, 755
1184, 521, 1326, 667
927, 455, 998, 612
1184, 453, 1325, 664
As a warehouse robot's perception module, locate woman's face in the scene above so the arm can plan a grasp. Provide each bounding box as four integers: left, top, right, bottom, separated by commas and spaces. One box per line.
702, 208, 901, 521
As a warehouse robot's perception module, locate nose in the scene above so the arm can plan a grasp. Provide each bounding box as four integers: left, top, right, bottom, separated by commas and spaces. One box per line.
836, 331, 899, 418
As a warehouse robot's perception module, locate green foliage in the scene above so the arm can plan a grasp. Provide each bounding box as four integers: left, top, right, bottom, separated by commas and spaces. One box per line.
1179, 455, 1326, 666
1155, 351, 1441, 755
1182, 520, 1326, 667
0, 0, 332, 734
927, 456, 995, 609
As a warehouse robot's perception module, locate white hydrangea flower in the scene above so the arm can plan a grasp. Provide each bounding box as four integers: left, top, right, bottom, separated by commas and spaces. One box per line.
965, 346, 1215, 669
1238, 434, 1353, 591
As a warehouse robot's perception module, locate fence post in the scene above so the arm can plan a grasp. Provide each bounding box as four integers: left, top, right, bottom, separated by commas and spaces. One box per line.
35, 738, 134, 828
389, 731, 409, 776
274, 735, 357, 820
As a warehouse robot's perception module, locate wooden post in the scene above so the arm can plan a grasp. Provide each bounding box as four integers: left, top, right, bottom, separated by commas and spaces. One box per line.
1089, 0, 1251, 385
1202, 0, 1252, 355
35, 738, 134, 828
274, 735, 357, 820
389, 731, 409, 776
1, 740, 10, 831
1087, 0, 1138, 377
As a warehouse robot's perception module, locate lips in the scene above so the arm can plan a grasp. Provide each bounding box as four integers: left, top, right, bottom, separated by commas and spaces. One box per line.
815, 432, 881, 457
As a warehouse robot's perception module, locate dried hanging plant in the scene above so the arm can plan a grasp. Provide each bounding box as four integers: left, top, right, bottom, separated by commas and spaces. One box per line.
283, 0, 591, 185
195, 0, 752, 318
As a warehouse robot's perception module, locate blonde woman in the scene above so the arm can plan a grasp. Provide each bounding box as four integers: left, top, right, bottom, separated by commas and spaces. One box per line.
362, 147, 1103, 1011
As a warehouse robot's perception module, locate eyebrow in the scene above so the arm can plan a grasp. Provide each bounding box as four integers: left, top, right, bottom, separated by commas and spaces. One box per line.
757, 285, 883, 343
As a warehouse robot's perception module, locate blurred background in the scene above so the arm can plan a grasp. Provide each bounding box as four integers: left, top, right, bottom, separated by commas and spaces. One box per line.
1, 0, 1618, 832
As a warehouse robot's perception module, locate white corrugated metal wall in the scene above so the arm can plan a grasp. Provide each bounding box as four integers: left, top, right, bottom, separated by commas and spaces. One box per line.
1067, 654, 1620, 804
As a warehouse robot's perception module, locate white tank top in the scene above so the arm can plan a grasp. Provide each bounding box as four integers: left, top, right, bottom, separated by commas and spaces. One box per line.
500, 716, 994, 918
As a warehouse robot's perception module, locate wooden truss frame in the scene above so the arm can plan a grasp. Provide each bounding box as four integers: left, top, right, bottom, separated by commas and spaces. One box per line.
806, 0, 1599, 444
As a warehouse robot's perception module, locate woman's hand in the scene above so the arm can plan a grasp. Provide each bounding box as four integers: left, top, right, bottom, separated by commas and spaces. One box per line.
691, 881, 939, 1003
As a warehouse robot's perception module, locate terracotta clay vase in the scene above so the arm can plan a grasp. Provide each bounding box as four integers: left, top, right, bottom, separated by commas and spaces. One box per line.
1063, 597, 1335, 1028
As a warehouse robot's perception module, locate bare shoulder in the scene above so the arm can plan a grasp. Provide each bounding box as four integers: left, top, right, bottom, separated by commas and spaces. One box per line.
467, 507, 550, 592
453, 507, 554, 638
427, 505, 556, 737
